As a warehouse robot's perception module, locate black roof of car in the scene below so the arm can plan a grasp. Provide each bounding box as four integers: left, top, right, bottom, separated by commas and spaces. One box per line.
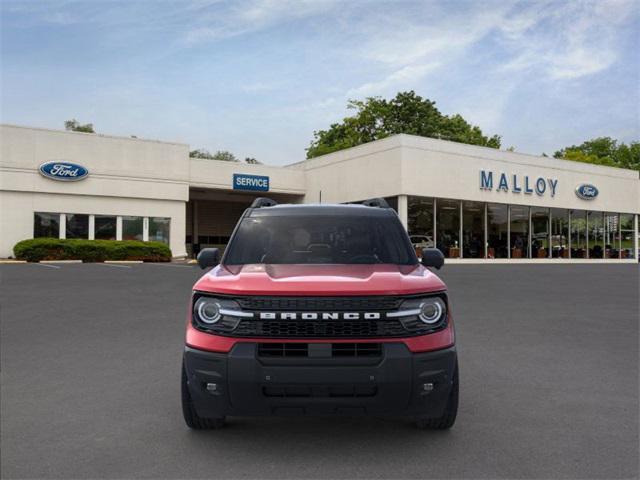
247, 203, 397, 218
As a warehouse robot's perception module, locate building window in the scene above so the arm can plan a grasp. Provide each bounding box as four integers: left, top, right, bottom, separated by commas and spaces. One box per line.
436, 199, 460, 258
407, 196, 434, 256
34, 212, 60, 238
462, 201, 484, 258
551, 209, 570, 258
487, 203, 508, 259
65, 214, 89, 239
95, 215, 117, 240
122, 216, 143, 241
511, 205, 530, 259
603, 213, 619, 259
383, 196, 398, 213
149, 217, 170, 244
571, 210, 587, 258
531, 207, 549, 258
588, 211, 604, 258
620, 214, 635, 259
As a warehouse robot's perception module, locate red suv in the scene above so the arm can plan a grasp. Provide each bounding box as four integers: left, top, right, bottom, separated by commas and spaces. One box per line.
182, 198, 458, 429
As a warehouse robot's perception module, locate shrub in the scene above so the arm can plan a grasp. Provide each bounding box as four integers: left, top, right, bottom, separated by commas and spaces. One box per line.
13, 238, 172, 262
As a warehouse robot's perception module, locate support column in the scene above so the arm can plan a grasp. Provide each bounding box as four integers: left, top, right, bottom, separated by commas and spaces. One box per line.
59, 213, 66, 239
397, 195, 408, 231
88, 215, 95, 240
116, 216, 123, 241
143, 217, 149, 242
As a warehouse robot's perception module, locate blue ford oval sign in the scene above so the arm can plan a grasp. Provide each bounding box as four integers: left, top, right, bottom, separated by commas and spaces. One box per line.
39, 161, 89, 182
575, 184, 598, 200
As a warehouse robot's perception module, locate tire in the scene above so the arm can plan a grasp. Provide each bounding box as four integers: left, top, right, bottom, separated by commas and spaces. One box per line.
415, 361, 459, 430
181, 361, 225, 430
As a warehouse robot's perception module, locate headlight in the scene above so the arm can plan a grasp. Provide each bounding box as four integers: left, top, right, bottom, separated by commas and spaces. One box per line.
418, 297, 446, 324
192, 295, 250, 332
390, 295, 448, 332
194, 297, 221, 324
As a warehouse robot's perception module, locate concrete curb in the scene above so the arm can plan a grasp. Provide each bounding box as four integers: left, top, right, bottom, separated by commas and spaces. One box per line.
0, 259, 27, 264
40, 260, 82, 264
104, 260, 144, 264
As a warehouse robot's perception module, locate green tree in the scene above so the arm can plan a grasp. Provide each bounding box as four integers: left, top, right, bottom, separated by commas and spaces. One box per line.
189, 149, 239, 162
306, 91, 501, 158
64, 119, 94, 133
554, 137, 640, 171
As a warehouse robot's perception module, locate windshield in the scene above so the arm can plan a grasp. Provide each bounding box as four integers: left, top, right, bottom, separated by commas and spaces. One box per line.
224, 214, 417, 265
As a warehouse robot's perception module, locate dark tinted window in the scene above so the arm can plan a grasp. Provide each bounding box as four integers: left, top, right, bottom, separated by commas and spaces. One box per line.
95, 215, 116, 240
224, 214, 416, 265
34, 212, 59, 238
66, 214, 89, 239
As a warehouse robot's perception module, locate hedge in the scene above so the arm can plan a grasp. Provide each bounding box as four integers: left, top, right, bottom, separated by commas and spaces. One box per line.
13, 238, 172, 262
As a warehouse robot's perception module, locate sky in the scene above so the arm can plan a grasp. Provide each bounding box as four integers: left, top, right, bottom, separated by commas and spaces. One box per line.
1, 0, 639, 165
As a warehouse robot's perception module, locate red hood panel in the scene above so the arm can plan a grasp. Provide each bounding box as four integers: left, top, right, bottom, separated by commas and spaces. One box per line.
193, 264, 446, 296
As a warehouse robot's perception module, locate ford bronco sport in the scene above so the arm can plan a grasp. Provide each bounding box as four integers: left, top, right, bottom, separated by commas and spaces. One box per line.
182, 198, 458, 429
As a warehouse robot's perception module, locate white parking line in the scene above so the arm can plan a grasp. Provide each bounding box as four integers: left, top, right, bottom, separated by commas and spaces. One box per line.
36, 263, 61, 269
148, 263, 194, 268
96, 263, 132, 269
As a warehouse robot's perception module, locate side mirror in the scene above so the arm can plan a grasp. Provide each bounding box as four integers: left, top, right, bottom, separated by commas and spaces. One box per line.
197, 248, 220, 269
421, 248, 445, 270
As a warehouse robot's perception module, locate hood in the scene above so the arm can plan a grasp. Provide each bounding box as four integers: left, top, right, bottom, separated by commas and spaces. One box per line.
193, 264, 446, 296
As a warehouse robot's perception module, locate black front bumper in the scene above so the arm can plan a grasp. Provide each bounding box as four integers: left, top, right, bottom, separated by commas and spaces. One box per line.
183, 343, 456, 418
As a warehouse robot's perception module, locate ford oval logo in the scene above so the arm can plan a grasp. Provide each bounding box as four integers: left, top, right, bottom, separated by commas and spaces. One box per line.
575, 184, 598, 200
39, 161, 89, 182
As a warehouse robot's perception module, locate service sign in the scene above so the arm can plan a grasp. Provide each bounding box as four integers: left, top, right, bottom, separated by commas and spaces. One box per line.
233, 173, 269, 192
575, 184, 598, 200
39, 161, 89, 182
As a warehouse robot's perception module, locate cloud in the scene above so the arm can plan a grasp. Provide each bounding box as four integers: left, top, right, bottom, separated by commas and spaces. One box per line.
347, 63, 440, 97
499, 0, 637, 79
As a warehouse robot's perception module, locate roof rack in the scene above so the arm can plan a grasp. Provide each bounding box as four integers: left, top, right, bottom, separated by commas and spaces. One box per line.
250, 197, 278, 208
361, 198, 391, 209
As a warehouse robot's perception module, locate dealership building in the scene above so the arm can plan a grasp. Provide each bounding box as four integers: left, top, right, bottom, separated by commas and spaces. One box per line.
1, 124, 638, 262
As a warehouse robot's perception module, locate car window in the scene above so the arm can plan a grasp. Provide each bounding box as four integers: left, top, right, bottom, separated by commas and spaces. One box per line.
224, 214, 417, 265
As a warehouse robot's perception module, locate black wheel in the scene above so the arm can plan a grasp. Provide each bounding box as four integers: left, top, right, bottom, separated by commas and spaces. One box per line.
181, 361, 225, 430
415, 362, 459, 430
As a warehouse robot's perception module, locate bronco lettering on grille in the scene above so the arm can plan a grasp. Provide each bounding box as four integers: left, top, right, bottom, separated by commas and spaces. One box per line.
258, 312, 382, 320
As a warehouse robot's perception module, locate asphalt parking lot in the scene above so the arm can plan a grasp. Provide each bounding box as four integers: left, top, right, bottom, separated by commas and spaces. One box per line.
1, 263, 638, 479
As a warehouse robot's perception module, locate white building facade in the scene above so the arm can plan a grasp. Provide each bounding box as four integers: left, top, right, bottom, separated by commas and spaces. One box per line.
1, 124, 638, 262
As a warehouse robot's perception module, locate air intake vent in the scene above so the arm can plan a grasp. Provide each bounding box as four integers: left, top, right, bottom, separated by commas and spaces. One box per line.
257, 343, 383, 357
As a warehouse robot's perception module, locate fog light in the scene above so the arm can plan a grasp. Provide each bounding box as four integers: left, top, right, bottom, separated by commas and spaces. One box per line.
206, 383, 218, 392
422, 383, 434, 392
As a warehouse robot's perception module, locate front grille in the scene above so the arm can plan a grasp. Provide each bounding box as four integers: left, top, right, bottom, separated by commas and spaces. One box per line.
257, 343, 383, 357
234, 319, 407, 338
235, 296, 403, 311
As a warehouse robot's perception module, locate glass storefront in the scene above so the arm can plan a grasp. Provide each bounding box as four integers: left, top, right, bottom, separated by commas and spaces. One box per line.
407, 196, 434, 254
95, 215, 117, 240
551, 209, 569, 258
65, 214, 89, 239
462, 201, 484, 258
588, 211, 604, 258
531, 207, 550, 258
406, 195, 637, 261
436, 199, 460, 258
122, 216, 143, 241
487, 203, 508, 258
149, 217, 170, 244
620, 214, 636, 259
603, 213, 619, 259
571, 210, 587, 258
34, 212, 59, 238
510, 206, 529, 259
